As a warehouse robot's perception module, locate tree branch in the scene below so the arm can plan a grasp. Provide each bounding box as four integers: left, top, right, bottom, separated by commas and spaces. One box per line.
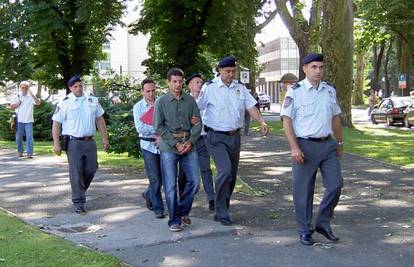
256, 9, 278, 32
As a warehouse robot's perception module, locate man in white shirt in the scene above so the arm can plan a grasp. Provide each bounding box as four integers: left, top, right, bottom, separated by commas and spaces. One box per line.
10, 81, 41, 158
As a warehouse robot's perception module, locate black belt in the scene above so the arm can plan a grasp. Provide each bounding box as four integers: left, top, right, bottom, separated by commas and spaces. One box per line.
204, 126, 240, 136
68, 135, 93, 141
298, 135, 331, 142
139, 136, 156, 142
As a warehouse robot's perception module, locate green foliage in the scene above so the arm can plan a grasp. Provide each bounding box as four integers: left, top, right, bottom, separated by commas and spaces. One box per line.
131, 0, 260, 82
0, 105, 14, 140
0, 1, 125, 91
91, 73, 142, 158
33, 101, 54, 141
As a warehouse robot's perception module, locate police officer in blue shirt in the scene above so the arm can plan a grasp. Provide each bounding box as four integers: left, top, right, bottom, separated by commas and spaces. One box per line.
52, 75, 109, 215
280, 53, 344, 245
197, 56, 269, 225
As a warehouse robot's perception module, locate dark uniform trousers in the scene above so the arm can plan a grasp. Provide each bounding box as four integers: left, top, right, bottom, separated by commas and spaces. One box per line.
206, 130, 240, 220
67, 139, 98, 206
293, 138, 343, 235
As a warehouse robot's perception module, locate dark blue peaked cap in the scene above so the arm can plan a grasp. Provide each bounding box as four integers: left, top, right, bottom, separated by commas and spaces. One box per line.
301, 53, 324, 65
218, 56, 237, 68
186, 73, 203, 85
68, 74, 81, 87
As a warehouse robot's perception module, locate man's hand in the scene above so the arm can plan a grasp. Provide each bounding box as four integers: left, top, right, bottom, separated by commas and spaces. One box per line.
102, 138, 109, 151
152, 135, 160, 147
176, 141, 192, 154
261, 122, 269, 136
53, 142, 62, 156
191, 116, 200, 126
337, 145, 344, 159
291, 147, 304, 164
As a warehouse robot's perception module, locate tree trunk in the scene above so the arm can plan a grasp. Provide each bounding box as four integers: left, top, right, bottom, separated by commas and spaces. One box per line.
321, 0, 354, 128
370, 41, 385, 93
397, 34, 410, 96
352, 51, 365, 105
383, 40, 392, 98
36, 82, 42, 98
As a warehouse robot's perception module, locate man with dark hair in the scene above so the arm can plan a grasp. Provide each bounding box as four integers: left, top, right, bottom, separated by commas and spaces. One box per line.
197, 56, 269, 226
280, 53, 343, 245
154, 68, 201, 232
133, 78, 165, 219
52, 74, 109, 214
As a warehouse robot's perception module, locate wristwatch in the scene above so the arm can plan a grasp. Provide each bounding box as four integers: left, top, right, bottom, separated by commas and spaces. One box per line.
337, 141, 344, 146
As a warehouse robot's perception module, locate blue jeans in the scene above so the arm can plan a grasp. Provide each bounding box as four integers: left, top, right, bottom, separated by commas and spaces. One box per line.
160, 151, 200, 226
141, 149, 164, 214
16, 122, 34, 156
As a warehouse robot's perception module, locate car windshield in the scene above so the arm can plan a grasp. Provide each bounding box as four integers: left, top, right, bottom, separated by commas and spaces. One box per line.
394, 98, 412, 107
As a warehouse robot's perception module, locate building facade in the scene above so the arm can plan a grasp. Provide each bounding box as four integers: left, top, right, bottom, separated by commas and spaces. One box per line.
257, 37, 299, 103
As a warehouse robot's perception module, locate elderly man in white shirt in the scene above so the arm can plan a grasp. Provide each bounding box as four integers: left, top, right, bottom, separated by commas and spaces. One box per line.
10, 81, 41, 158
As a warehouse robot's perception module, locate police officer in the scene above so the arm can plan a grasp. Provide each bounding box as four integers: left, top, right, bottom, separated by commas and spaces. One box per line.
197, 56, 269, 225
52, 74, 109, 215
280, 53, 343, 245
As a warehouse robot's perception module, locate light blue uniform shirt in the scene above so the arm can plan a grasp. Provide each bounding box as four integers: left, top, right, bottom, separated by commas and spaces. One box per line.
280, 79, 341, 138
52, 93, 104, 137
197, 77, 257, 131
133, 98, 159, 154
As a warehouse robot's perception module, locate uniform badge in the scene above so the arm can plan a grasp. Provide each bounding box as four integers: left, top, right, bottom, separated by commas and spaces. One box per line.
284, 96, 293, 108
236, 89, 240, 96
54, 106, 60, 114
88, 98, 93, 103
328, 91, 333, 98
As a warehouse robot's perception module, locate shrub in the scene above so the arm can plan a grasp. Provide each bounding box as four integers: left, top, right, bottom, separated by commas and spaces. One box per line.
33, 101, 54, 141
0, 105, 15, 140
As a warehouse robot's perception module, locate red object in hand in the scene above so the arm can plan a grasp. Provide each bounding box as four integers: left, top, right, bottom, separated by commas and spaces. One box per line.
140, 106, 154, 125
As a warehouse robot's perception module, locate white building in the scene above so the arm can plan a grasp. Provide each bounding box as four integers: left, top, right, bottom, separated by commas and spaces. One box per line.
257, 37, 299, 103
97, 1, 149, 81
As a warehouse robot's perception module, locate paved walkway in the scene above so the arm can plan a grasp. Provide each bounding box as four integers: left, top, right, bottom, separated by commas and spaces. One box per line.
1, 130, 413, 266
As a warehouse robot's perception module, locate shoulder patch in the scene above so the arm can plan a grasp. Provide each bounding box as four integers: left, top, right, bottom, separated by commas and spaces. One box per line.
237, 80, 244, 85
53, 106, 60, 114
63, 96, 69, 101
324, 81, 336, 89
205, 80, 213, 85
291, 83, 300, 89
283, 96, 293, 108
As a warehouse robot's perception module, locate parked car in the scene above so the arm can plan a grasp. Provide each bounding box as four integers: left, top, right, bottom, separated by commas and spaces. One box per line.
403, 102, 414, 128
371, 97, 413, 126
258, 92, 271, 110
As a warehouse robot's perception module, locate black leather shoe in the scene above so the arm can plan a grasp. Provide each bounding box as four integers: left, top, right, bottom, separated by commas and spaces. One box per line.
208, 200, 215, 211
214, 215, 233, 226
299, 234, 314, 246
315, 227, 339, 242
142, 192, 153, 211
155, 211, 165, 219
75, 206, 87, 215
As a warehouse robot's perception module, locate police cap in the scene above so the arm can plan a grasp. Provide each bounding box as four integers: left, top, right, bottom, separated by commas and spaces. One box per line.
186, 73, 203, 85
301, 53, 324, 65
218, 56, 237, 68
68, 74, 81, 87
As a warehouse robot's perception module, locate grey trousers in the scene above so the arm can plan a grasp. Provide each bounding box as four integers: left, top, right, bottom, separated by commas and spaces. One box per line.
66, 139, 98, 206
206, 131, 240, 220
292, 138, 343, 235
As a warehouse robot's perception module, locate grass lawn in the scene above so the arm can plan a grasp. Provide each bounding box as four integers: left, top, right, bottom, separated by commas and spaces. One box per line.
0, 134, 143, 169
0, 211, 121, 267
251, 121, 414, 168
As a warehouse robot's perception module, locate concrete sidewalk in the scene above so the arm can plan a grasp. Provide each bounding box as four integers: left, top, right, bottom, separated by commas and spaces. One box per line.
1, 131, 414, 267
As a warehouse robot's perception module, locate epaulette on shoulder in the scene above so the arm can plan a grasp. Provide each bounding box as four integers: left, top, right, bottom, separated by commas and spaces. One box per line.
324, 81, 336, 89
63, 96, 69, 101
237, 80, 245, 85
291, 83, 300, 90
205, 80, 213, 85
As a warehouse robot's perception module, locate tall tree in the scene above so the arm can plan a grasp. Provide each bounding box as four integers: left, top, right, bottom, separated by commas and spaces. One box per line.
321, 0, 354, 127
0, 0, 124, 93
